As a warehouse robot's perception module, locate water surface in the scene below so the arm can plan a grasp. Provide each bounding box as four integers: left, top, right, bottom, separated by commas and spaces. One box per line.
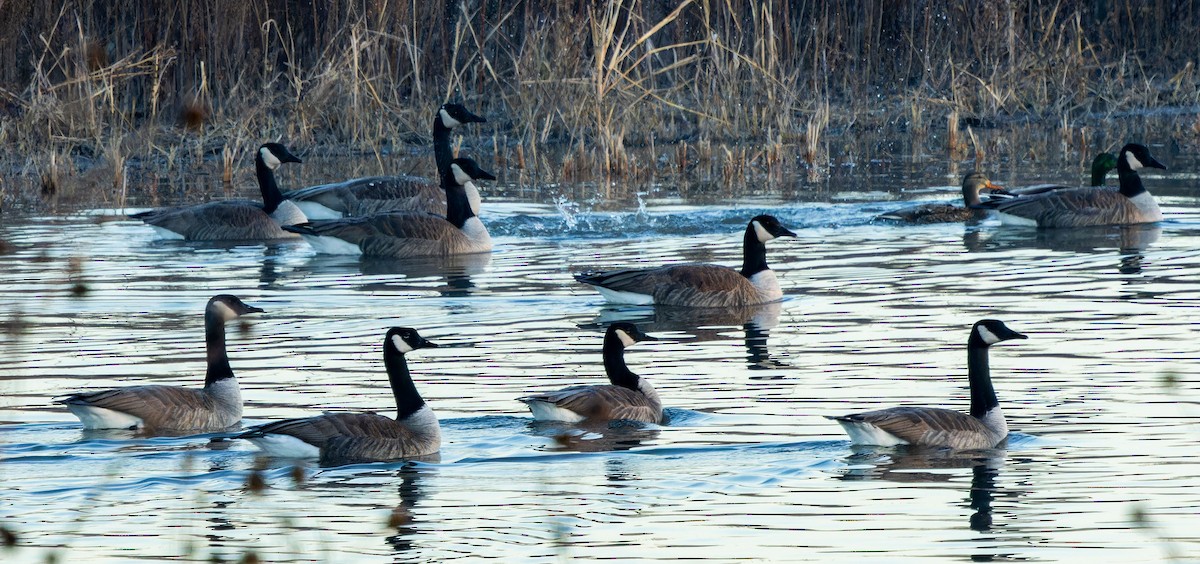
2, 159, 1200, 562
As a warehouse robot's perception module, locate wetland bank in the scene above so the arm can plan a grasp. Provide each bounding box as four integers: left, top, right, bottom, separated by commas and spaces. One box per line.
2, 2, 1200, 562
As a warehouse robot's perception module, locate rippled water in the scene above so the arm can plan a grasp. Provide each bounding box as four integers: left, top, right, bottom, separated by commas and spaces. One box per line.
2, 161, 1200, 562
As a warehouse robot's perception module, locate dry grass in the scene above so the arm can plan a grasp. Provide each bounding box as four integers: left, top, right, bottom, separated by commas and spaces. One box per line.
0, 1, 1198, 211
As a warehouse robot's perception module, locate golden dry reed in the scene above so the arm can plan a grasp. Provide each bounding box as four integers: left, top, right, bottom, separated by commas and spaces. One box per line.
0, 1, 1198, 211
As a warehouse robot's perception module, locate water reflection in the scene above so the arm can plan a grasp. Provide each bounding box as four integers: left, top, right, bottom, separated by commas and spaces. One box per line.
964, 224, 1160, 254
384, 465, 426, 556
295, 252, 492, 296
837, 447, 1021, 558
588, 301, 787, 372
964, 224, 1161, 274
527, 419, 660, 453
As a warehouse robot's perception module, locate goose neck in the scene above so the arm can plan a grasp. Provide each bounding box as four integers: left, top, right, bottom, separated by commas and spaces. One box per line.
602, 335, 640, 392
204, 310, 234, 387
1116, 165, 1147, 198
433, 117, 452, 176
384, 346, 426, 420
739, 224, 770, 278
442, 175, 475, 229
967, 344, 999, 418
255, 156, 285, 214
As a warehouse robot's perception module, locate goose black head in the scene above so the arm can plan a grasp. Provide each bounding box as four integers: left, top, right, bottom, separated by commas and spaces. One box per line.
1119, 143, 1167, 172
607, 322, 658, 348
438, 103, 487, 129
207, 294, 264, 322
749, 215, 798, 242
386, 327, 439, 354
450, 158, 497, 186
258, 143, 303, 170
970, 319, 1027, 347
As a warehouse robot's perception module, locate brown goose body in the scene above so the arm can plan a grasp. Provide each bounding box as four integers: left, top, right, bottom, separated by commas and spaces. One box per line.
284, 103, 485, 219
576, 264, 768, 308
132, 200, 300, 240
829, 406, 1006, 450
284, 158, 495, 258
286, 211, 490, 258
131, 144, 305, 241
56, 295, 263, 432
523, 384, 662, 424
575, 215, 797, 308
285, 175, 447, 218
519, 323, 663, 424
238, 327, 441, 465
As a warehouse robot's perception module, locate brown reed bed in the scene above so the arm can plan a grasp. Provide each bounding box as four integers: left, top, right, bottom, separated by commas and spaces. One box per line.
0, 1, 1198, 213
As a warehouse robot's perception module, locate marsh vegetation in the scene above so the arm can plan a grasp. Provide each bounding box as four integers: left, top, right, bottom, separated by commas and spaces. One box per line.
0, 1, 1198, 212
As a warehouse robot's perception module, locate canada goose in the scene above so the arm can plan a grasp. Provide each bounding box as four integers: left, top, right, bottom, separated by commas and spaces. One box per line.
56, 295, 263, 431
283, 158, 496, 258
827, 319, 1027, 450
131, 144, 306, 240
574, 215, 797, 307
518, 323, 663, 423
978, 144, 1166, 228
236, 327, 440, 464
284, 103, 487, 219
875, 173, 1005, 224
995, 152, 1118, 198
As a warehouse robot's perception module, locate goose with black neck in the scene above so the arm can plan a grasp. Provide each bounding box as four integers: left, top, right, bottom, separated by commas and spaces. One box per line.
131, 143, 306, 240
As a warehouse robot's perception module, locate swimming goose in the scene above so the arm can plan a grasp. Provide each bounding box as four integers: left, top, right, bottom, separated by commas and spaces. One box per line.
574, 215, 797, 307
827, 319, 1027, 450
236, 327, 440, 464
875, 173, 1004, 224
978, 144, 1165, 228
518, 323, 663, 423
284, 103, 487, 219
131, 143, 306, 240
283, 158, 496, 257
56, 295, 263, 431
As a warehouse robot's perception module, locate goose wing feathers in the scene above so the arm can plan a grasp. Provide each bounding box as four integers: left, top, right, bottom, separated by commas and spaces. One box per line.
293, 213, 469, 257
319, 434, 438, 465
245, 412, 410, 449
58, 385, 229, 430
576, 264, 757, 307
519, 384, 661, 423
988, 187, 1139, 227
285, 176, 445, 216
131, 201, 288, 239
832, 407, 997, 449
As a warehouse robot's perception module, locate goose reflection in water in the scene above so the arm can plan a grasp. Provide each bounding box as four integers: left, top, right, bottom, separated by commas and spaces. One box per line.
288, 252, 492, 297
836, 448, 1024, 558
588, 301, 788, 373
963, 224, 1160, 273
384, 464, 426, 556
529, 419, 661, 453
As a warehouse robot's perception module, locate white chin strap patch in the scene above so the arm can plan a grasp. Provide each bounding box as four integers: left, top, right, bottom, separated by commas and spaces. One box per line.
1124, 151, 1144, 171
261, 147, 283, 170
976, 325, 1002, 345
392, 334, 415, 354
752, 220, 774, 242
440, 108, 463, 129
451, 164, 473, 186
615, 329, 637, 348
210, 300, 238, 322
